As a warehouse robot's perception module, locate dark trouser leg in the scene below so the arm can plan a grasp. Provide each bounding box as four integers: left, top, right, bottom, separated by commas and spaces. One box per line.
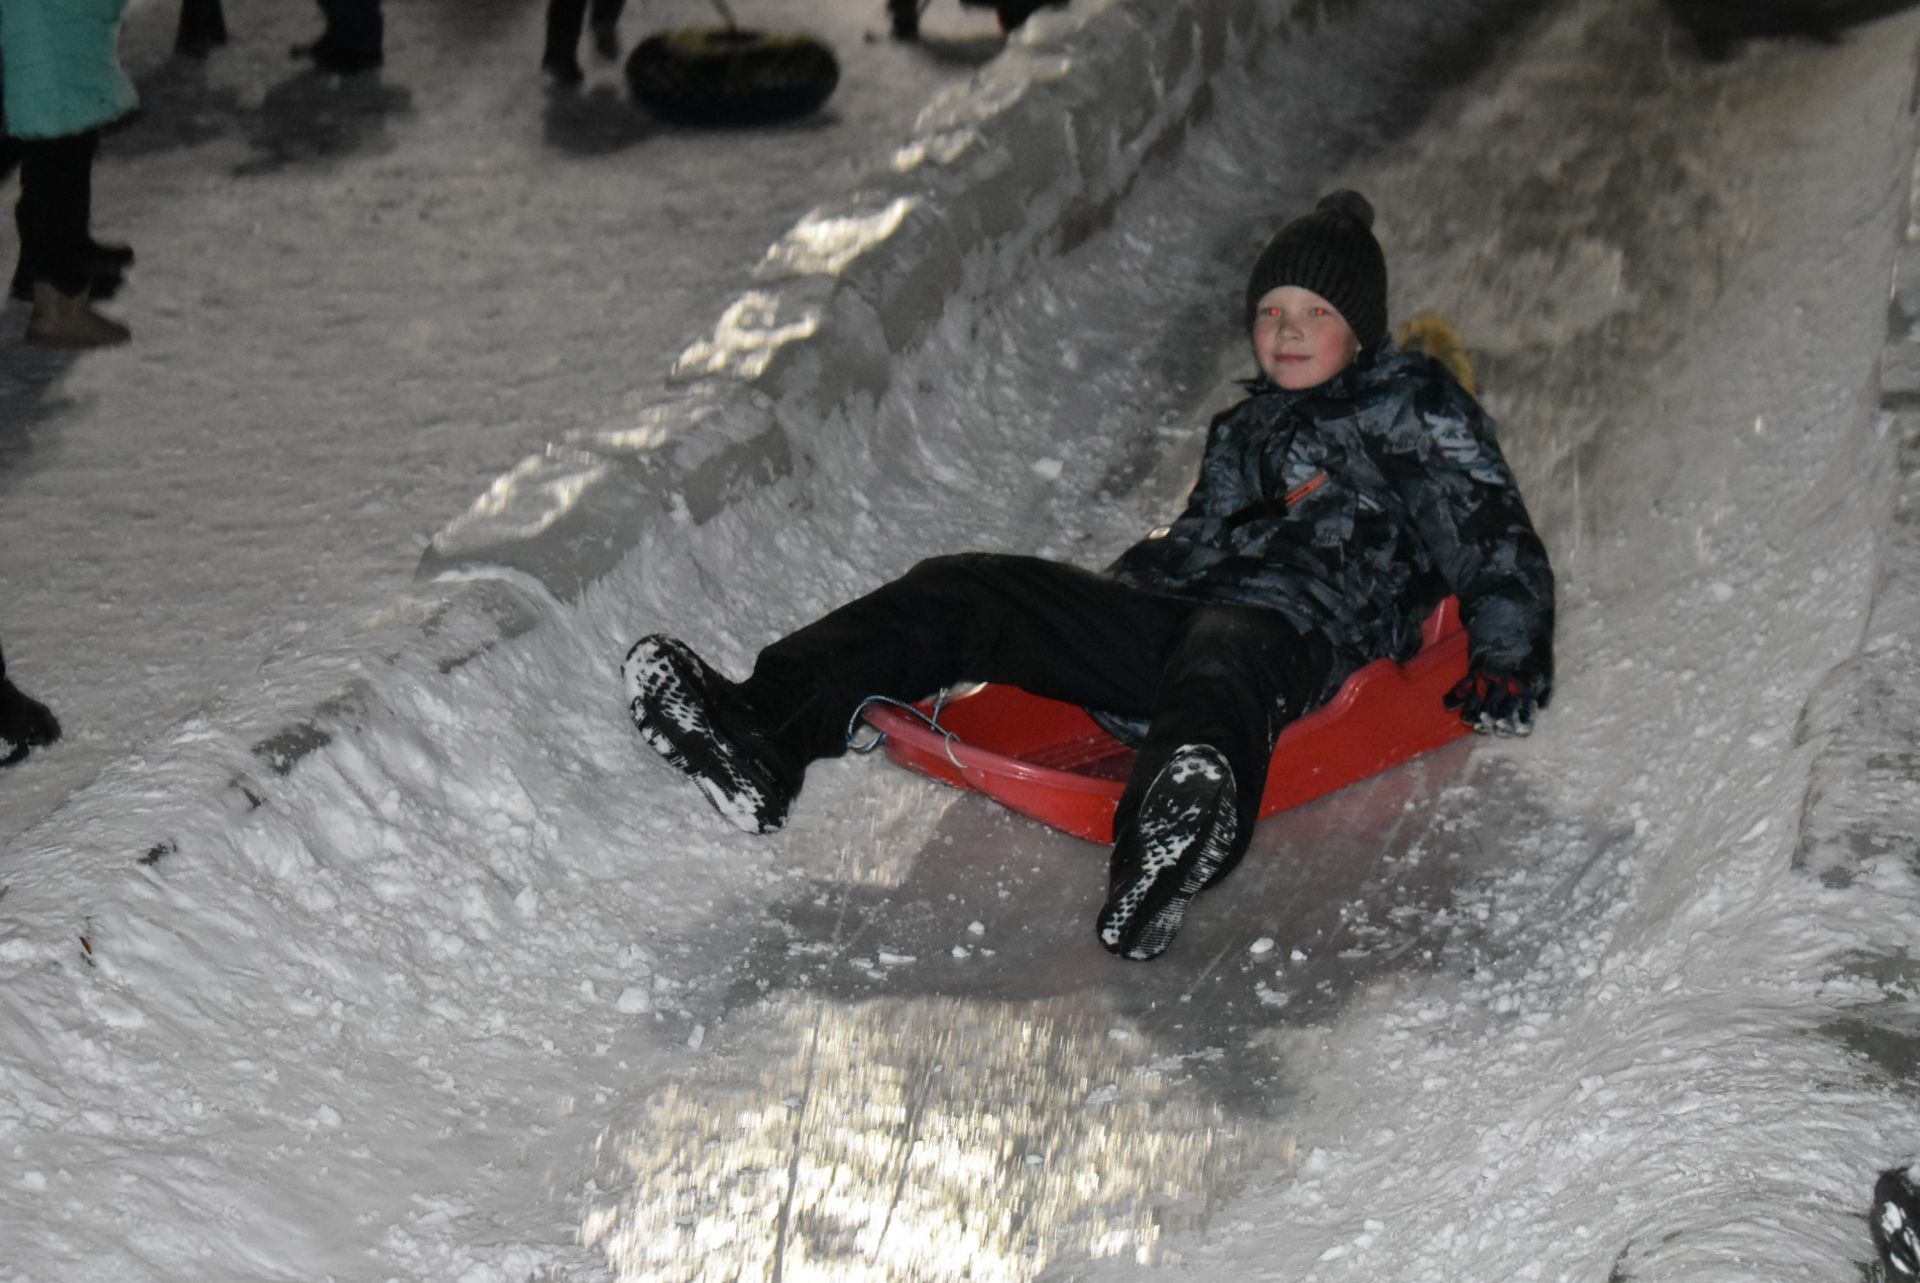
586, 0, 625, 57
176, 0, 229, 53
6, 137, 22, 297
16, 133, 98, 295
741, 552, 1189, 766
317, 0, 382, 53
543, 0, 589, 66
1115, 605, 1332, 881
889, 0, 921, 40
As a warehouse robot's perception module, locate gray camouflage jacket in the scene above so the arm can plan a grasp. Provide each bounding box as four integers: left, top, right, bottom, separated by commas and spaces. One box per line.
1107, 340, 1555, 702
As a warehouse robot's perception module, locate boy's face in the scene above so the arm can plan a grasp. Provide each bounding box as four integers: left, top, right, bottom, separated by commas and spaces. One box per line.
1251, 286, 1360, 389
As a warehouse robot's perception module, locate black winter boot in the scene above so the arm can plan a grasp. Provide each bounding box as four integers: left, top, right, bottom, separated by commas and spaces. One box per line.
1875, 1165, 1920, 1279
0, 675, 61, 768
1097, 744, 1236, 960
623, 635, 802, 835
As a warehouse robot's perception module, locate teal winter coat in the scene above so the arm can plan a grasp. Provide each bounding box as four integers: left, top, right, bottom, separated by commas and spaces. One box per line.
0, 0, 136, 140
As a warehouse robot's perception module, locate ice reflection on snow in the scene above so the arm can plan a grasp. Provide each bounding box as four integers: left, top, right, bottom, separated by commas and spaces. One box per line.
891, 130, 981, 173
763, 198, 919, 277
673, 197, 918, 381
675, 291, 824, 380
582, 996, 1262, 1282
462, 451, 608, 536
579, 743, 1496, 1282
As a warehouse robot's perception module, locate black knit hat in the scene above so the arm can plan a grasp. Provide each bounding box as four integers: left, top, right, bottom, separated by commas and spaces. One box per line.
1243, 190, 1388, 349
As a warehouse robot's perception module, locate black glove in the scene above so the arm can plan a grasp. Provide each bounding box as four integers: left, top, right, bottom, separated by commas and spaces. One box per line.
1444, 665, 1548, 737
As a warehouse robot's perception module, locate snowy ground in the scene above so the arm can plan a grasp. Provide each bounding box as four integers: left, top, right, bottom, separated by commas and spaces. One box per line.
0, 0, 1006, 847
5, 0, 1920, 1280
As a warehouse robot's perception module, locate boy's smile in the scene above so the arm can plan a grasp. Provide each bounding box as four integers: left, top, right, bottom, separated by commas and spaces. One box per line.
1252, 285, 1361, 389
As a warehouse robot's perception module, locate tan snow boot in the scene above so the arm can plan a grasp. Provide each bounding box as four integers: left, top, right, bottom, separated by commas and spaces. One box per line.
26, 281, 130, 348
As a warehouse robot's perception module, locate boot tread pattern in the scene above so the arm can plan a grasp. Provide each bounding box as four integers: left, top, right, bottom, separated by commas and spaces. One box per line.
623, 635, 788, 835
1098, 745, 1237, 961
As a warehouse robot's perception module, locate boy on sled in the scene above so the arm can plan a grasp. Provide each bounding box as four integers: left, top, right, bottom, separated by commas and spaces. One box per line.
625, 190, 1555, 961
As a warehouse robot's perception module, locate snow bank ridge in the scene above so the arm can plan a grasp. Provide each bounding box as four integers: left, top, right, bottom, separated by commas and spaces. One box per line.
1796, 143, 1920, 888
413, 0, 1286, 603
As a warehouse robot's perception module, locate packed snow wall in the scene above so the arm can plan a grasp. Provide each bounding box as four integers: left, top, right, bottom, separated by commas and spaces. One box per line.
412, 0, 1538, 606
1793, 154, 1920, 1082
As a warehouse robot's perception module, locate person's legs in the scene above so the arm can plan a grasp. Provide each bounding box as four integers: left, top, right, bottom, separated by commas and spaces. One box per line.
741, 552, 1184, 764
13, 224, 132, 302
320, 0, 383, 50
542, 0, 590, 81
889, 0, 921, 41
587, 0, 625, 58
626, 553, 1183, 832
16, 133, 95, 295
298, 0, 382, 71
1121, 606, 1331, 844
587, 0, 627, 27
17, 132, 127, 347
176, 0, 229, 56
1098, 606, 1332, 959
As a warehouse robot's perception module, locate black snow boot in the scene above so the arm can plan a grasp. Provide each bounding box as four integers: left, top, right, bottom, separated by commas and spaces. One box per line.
623, 635, 801, 835
1097, 744, 1237, 961
1875, 1165, 1920, 1278
0, 675, 61, 768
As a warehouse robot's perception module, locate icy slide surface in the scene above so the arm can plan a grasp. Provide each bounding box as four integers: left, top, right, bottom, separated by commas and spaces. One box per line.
7, 0, 1920, 1280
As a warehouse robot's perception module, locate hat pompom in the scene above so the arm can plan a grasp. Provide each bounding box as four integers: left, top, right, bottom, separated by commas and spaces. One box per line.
1242, 189, 1389, 349
1315, 189, 1374, 229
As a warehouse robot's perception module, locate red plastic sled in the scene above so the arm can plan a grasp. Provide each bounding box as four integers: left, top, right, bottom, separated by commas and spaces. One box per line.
863, 598, 1471, 843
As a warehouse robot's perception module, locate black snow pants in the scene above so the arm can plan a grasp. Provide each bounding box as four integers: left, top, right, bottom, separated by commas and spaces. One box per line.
12, 131, 100, 295
544, 0, 626, 63
316, 0, 383, 56
739, 552, 1334, 864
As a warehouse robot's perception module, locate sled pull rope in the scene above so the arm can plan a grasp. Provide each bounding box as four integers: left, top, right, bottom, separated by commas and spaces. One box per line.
846, 691, 965, 768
